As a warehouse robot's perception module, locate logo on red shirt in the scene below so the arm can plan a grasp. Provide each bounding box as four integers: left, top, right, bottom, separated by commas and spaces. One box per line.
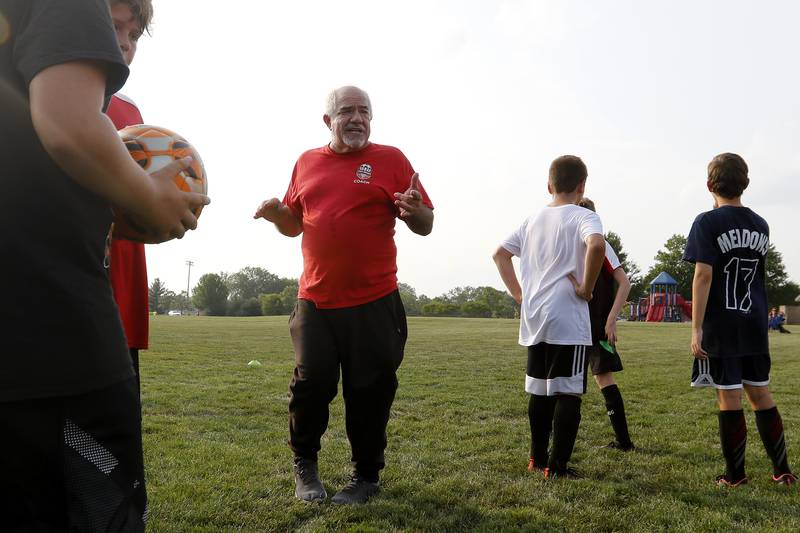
355, 163, 373, 183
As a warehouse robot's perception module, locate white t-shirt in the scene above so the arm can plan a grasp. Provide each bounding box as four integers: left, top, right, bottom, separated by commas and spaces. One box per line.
501, 204, 603, 347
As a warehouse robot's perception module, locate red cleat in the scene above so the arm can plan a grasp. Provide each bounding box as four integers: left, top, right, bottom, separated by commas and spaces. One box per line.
716, 474, 748, 487
772, 472, 798, 485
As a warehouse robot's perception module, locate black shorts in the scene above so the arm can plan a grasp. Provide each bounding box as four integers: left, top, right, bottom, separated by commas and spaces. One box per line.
526, 343, 589, 396
587, 341, 624, 376
691, 354, 771, 390
0, 377, 147, 531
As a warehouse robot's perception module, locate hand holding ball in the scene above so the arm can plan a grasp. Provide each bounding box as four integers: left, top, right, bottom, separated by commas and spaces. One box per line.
114, 125, 208, 242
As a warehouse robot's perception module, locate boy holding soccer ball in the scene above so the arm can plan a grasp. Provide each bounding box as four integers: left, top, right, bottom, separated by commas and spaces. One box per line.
0, 0, 207, 528
683, 153, 796, 487
494, 156, 605, 478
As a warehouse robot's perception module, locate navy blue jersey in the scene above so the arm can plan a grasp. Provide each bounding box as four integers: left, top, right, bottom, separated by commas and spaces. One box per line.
683, 206, 769, 358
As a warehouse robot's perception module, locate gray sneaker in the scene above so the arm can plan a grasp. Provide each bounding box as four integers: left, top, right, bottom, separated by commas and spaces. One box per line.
294, 458, 326, 503
331, 474, 380, 505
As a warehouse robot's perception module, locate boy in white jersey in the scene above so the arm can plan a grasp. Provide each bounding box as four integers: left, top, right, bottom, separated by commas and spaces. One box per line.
493, 155, 605, 478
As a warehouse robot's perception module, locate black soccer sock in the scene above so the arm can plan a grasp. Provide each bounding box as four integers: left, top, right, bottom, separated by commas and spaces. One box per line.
528, 394, 554, 467
548, 395, 582, 472
601, 384, 632, 447
755, 406, 791, 476
718, 410, 747, 482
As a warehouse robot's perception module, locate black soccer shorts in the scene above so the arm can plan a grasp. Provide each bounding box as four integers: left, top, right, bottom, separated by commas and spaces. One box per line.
0, 377, 147, 531
587, 341, 624, 376
526, 343, 589, 396
691, 353, 771, 389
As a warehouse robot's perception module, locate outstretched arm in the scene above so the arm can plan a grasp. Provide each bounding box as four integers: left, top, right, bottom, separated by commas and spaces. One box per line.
394, 173, 433, 236
492, 246, 522, 304
253, 198, 303, 237
605, 267, 632, 345
691, 262, 712, 359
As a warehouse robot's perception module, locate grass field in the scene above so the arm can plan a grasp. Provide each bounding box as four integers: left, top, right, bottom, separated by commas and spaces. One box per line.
141, 316, 800, 532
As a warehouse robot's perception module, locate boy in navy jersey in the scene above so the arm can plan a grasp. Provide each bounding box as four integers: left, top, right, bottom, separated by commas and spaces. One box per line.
683, 153, 795, 486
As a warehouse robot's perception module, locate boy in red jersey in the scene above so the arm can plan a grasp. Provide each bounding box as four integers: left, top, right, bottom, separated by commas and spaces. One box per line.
255, 86, 434, 504
683, 153, 795, 487
576, 198, 634, 452
106, 0, 154, 397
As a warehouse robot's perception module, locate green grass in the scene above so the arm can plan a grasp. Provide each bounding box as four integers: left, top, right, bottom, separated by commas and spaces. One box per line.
142, 317, 800, 532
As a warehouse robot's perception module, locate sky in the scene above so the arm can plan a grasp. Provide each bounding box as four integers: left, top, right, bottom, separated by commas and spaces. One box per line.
123, 0, 800, 298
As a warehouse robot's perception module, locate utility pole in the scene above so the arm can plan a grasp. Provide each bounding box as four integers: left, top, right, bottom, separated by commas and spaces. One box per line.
185, 260, 194, 313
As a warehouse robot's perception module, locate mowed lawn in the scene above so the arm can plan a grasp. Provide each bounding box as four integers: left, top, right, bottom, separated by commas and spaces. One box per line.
142, 316, 800, 532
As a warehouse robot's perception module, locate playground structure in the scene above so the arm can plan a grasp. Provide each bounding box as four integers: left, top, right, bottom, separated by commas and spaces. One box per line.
629, 271, 692, 322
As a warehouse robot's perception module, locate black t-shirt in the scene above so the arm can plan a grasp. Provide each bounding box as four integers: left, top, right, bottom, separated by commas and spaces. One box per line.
682, 206, 770, 358
0, 0, 132, 401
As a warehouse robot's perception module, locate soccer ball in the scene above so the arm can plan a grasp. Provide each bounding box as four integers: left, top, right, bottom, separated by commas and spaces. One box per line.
113, 124, 208, 241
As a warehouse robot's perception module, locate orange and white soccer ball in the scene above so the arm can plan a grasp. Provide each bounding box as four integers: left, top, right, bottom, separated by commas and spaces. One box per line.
113, 124, 208, 241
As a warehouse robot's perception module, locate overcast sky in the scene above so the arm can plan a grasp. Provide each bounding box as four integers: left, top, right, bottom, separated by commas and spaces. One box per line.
123, 0, 800, 298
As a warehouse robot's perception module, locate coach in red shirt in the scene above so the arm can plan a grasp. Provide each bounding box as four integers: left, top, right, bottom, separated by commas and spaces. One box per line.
255, 86, 434, 505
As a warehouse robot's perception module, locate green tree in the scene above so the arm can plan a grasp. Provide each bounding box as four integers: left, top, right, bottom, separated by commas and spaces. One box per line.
159, 290, 178, 312
606, 231, 645, 301
398, 282, 421, 316
766, 243, 800, 306
278, 282, 299, 312
644, 234, 694, 299
441, 286, 480, 306
473, 286, 518, 318
461, 300, 492, 318
239, 297, 262, 316
422, 301, 461, 317
149, 278, 168, 314
192, 273, 229, 316
226, 267, 285, 301
260, 293, 284, 315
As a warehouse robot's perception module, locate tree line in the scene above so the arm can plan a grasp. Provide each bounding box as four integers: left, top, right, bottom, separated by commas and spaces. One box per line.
148, 236, 799, 317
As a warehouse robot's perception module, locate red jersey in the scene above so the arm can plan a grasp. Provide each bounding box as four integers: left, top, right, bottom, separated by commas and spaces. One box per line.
284, 143, 433, 309
106, 94, 149, 349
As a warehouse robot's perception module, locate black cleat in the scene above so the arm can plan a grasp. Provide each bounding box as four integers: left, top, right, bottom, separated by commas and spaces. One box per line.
294, 458, 327, 503
331, 474, 380, 505
605, 441, 635, 452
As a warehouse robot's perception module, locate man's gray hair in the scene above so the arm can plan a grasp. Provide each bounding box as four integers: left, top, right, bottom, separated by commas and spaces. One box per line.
325, 86, 372, 118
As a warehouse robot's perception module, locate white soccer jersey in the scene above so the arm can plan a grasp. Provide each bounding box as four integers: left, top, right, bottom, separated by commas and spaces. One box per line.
501, 204, 603, 347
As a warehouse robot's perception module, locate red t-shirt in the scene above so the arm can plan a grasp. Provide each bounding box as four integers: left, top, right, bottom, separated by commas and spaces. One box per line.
106, 94, 149, 349
284, 143, 434, 309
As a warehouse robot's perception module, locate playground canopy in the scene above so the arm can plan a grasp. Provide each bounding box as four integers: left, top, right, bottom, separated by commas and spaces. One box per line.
629, 271, 692, 322
650, 271, 678, 286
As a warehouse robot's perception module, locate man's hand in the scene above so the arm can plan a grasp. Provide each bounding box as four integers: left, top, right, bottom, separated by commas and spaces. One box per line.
253, 197, 303, 237
394, 172, 433, 236
253, 197, 283, 222
691, 329, 708, 359
394, 172, 423, 219
127, 157, 210, 243
567, 273, 593, 302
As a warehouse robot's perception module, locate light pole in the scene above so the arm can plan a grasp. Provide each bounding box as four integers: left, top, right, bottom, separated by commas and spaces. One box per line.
185, 260, 194, 313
